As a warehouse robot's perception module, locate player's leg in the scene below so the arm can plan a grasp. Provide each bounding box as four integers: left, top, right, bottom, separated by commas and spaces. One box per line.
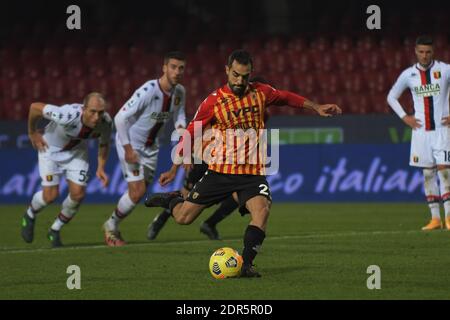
21, 185, 59, 243
434, 128, 450, 229
145, 170, 228, 225
103, 179, 145, 246
47, 156, 89, 247
147, 186, 189, 240
411, 130, 442, 230
237, 177, 272, 277
240, 196, 271, 278
200, 196, 238, 240
437, 165, 450, 229
147, 191, 208, 224
21, 152, 61, 243
103, 148, 147, 246
422, 166, 442, 230
48, 180, 86, 247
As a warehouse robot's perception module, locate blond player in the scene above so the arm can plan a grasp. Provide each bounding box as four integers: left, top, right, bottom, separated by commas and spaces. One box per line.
387, 35, 450, 230
21, 93, 112, 247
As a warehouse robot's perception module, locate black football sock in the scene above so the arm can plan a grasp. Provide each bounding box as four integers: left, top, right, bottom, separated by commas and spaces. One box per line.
155, 209, 171, 224
204, 196, 238, 227
169, 197, 184, 216
242, 225, 266, 267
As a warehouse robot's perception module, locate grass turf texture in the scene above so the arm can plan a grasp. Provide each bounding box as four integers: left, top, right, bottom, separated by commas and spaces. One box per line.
1, 203, 449, 299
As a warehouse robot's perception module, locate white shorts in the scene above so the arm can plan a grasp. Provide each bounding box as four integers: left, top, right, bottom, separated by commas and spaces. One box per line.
116, 141, 159, 184
410, 127, 450, 167
38, 149, 89, 187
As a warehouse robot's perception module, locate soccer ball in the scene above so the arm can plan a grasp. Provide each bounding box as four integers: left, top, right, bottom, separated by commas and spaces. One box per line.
209, 247, 243, 279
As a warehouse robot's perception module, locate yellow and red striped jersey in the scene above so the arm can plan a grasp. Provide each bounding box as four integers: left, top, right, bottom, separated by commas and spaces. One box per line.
179, 82, 307, 175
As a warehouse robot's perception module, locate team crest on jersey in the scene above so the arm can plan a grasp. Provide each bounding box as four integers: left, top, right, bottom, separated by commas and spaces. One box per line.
132, 170, 140, 176
413, 156, 419, 163
46, 175, 53, 182
433, 71, 441, 79
192, 192, 199, 199
174, 96, 181, 106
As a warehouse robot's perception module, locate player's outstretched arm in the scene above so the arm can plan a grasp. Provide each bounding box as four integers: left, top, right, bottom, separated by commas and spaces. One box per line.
28, 102, 48, 151
303, 100, 342, 117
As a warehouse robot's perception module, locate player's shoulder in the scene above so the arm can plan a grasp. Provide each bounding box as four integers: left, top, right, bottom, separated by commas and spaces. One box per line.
396, 65, 415, 80
251, 81, 276, 94
135, 79, 158, 97
200, 89, 221, 107
434, 60, 450, 71
101, 111, 113, 127
174, 83, 186, 95
47, 103, 82, 125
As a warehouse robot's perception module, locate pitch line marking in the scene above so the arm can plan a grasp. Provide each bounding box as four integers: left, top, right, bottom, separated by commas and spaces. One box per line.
0, 230, 426, 255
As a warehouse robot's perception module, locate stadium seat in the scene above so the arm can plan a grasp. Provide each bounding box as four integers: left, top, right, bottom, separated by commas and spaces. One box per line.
371, 95, 391, 114
335, 51, 359, 72
346, 93, 370, 114
310, 36, 331, 52
316, 73, 342, 95
292, 73, 316, 96
3, 79, 22, 100
332, 35, 353, 53
341, 72, 366, 93
3, 99, 28, 120
312, 51, 335, 72
366, 73, 389, 93
359, 50, 384, 71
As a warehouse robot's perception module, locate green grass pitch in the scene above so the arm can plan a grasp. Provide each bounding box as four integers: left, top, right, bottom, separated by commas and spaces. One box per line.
1, 203, 450, 299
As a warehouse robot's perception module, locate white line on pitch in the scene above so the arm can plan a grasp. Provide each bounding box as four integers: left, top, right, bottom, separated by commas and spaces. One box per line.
0, 229, 425, 255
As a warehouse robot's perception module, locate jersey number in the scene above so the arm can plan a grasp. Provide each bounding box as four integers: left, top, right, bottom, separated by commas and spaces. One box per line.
259, 184, 269, 196
445, 151, 450, 162
79, 170, 88, 182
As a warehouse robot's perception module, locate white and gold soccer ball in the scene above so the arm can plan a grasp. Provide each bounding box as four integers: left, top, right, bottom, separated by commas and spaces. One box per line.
209, 247, 243, 279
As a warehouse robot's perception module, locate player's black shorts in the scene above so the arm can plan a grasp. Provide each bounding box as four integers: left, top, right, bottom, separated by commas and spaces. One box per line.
185, 170, 272, 215
183, 162, 209, 191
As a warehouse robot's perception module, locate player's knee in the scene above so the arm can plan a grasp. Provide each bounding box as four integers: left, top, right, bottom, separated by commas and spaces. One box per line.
69, 190, 85, 203
43, 188, 59, 203
128, 185, 146, 203
176, 214, 194, 225
173, 207, 194, 225
423, 168, 436, 181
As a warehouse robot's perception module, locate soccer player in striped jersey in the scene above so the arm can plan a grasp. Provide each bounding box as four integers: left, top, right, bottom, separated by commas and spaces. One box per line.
21, 93, 112, 247
387, 35, 450, 230
102, 51, 187, 246
147, 77, 272, 241
145, 50, 341, 277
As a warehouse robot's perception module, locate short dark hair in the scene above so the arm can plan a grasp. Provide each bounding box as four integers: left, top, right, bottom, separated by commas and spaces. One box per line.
416, 35, 433, 46
227, 49, 253, 69
164, 51, 186, 64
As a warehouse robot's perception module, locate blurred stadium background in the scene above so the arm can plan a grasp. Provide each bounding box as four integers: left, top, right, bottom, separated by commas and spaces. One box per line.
2, 0, 449, 203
